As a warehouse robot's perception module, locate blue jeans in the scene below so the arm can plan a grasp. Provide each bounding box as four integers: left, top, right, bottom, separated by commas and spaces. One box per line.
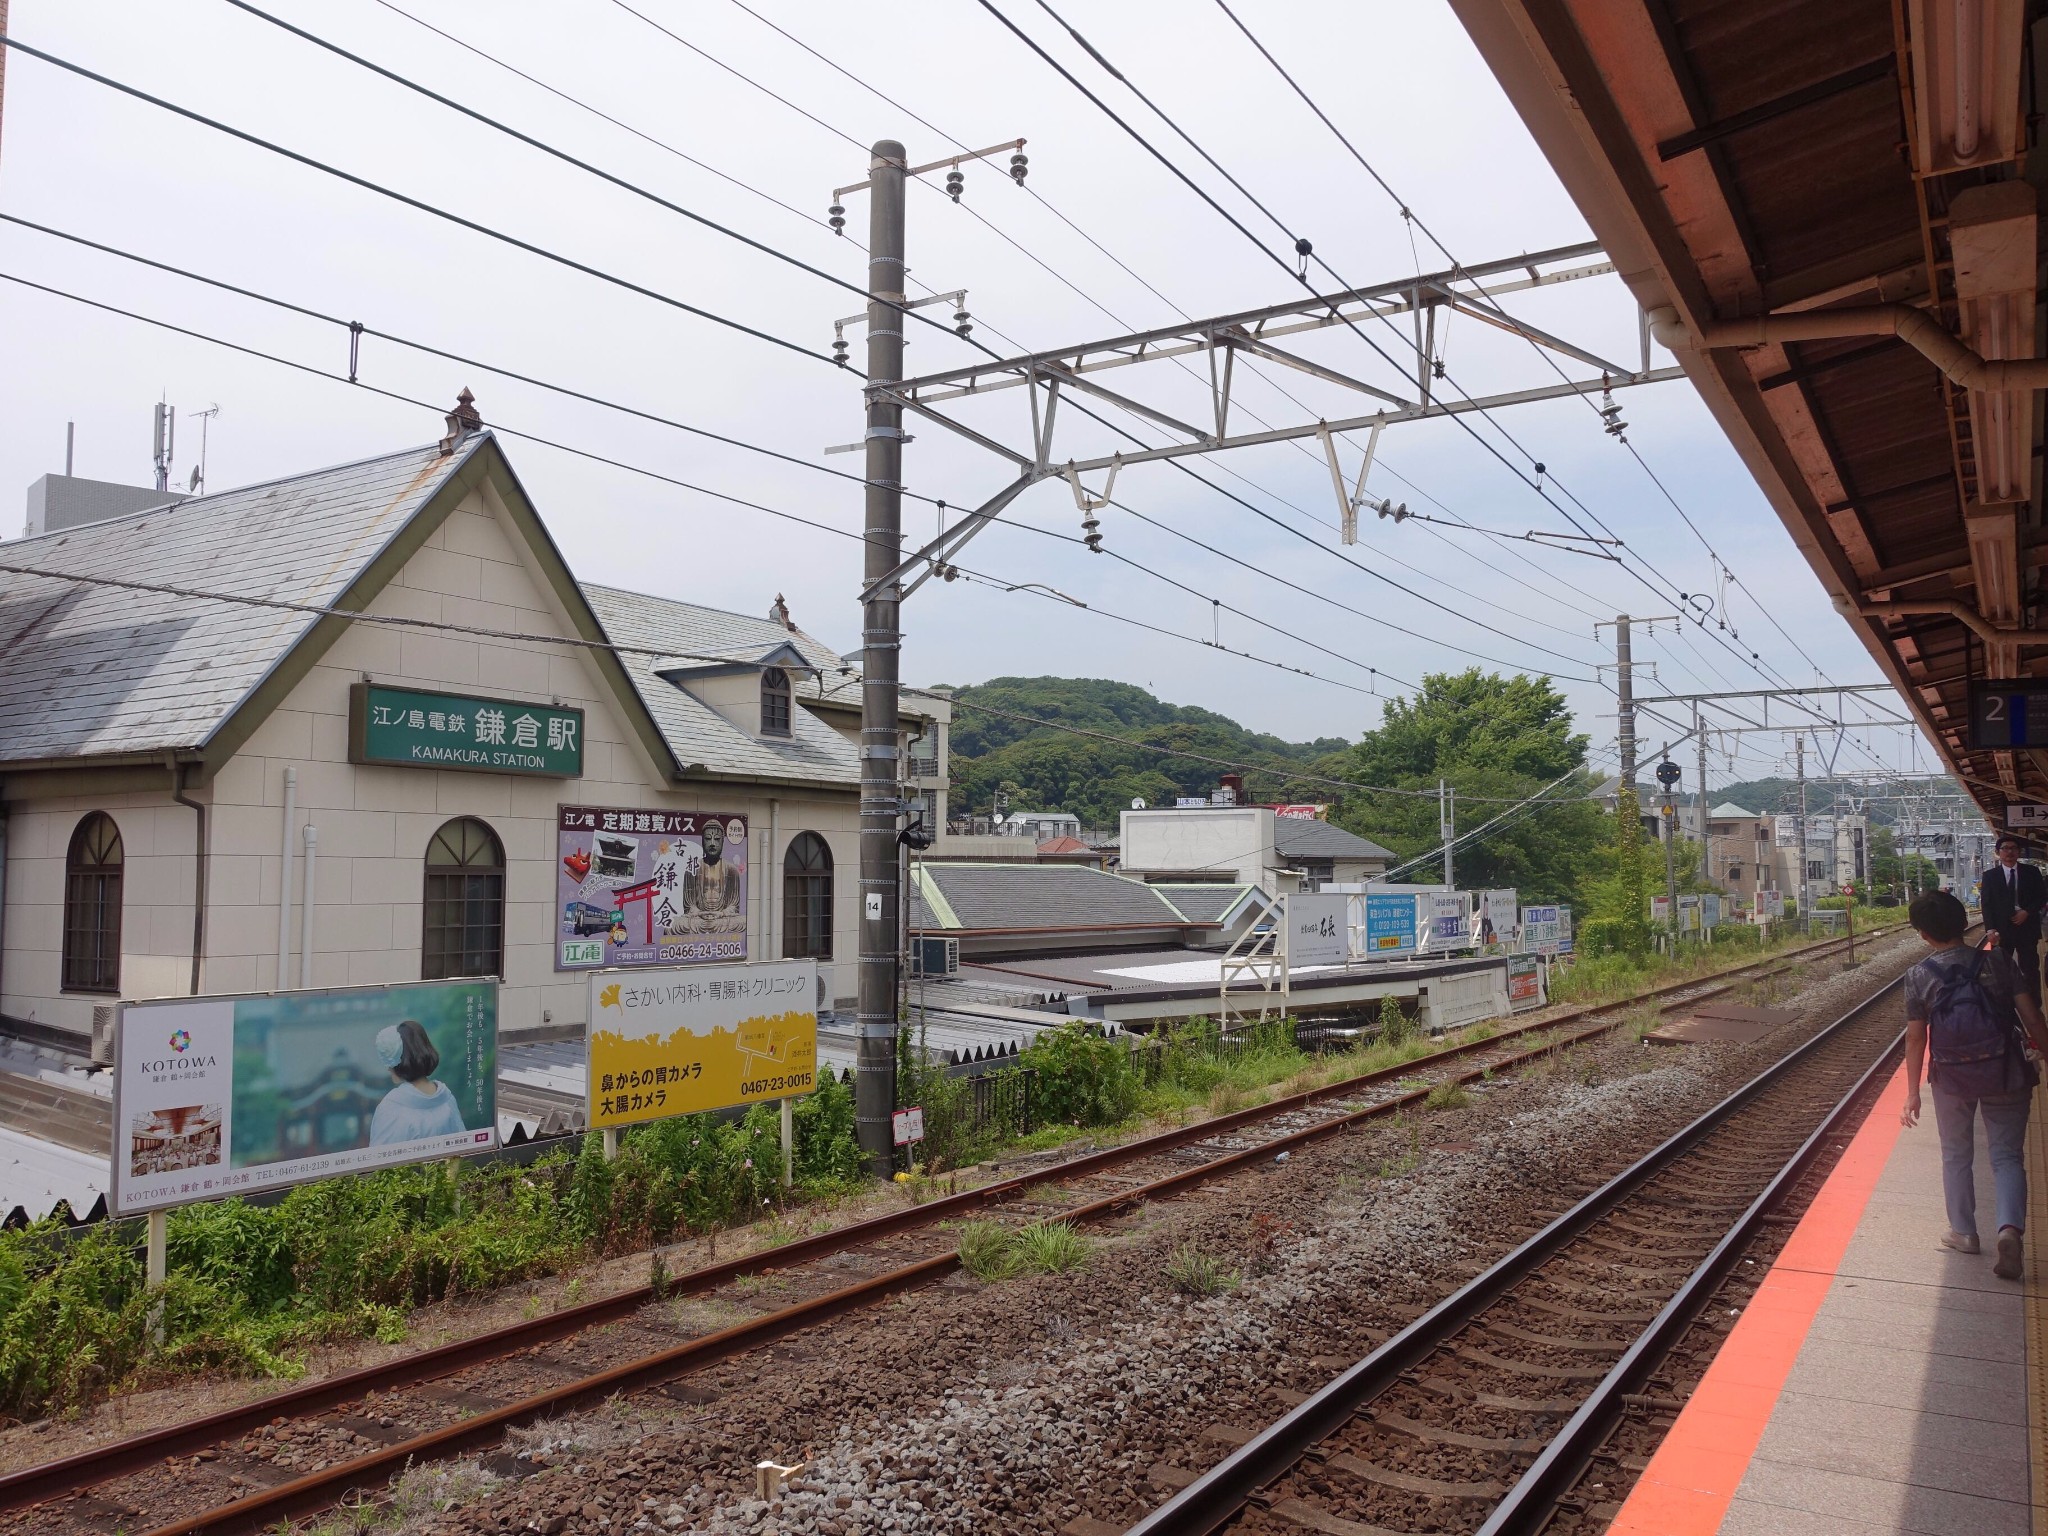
1931, 1082, 2032, 1238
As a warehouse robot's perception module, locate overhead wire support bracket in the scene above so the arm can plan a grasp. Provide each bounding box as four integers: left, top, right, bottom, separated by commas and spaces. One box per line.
1315, 418, 1383, 545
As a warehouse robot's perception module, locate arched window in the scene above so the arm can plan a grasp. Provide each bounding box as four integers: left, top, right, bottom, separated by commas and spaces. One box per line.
783, 833, 833, 960
422, 818, 505, 979
62, 813, 123, 993
761, 666, 792, 738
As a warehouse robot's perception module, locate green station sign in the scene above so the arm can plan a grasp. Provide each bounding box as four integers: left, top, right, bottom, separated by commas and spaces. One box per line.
348, 683, 584, 777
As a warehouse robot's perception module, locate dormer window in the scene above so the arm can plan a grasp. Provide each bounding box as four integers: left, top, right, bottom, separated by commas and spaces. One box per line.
761, 666, 792, 737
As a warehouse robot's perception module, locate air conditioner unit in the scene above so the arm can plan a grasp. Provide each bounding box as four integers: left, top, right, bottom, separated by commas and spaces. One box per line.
90, 1004, 118, 1067
912, 937, 960, 977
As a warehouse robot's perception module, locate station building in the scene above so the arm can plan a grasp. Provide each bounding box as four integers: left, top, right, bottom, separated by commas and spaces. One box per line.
0, 405, 946, 1046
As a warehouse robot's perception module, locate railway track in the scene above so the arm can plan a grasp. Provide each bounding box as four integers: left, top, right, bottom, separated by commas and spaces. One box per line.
1118, 949, 1917, 1536
0, 929, 1879, 1536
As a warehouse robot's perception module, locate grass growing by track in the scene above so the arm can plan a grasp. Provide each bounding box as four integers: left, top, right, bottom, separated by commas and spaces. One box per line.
0, 1077, 868, 1423
953, 1220, 1092, 1280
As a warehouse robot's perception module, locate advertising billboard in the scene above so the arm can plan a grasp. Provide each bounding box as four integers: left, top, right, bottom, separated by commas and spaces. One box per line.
1361, 892, 1418, 956
113, 980, 497, 1216
1522, 904, 1563, 955
1426, 891, 1468, 947
1474, 889, 1518, 952
1286, 892, 1348, 968
586, 959, 818, 1128
556, 805, 749, 971
1506, 954, 1545, 1010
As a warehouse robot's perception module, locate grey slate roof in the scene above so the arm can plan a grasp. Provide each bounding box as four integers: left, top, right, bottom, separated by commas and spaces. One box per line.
581, 584, 862, 786
1273, 817, 1395, 862
0, 442, 464, 763
912, 864, 1207, 932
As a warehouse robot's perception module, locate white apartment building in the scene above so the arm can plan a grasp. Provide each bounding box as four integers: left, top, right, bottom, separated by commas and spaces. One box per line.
0, 411, 945, 1041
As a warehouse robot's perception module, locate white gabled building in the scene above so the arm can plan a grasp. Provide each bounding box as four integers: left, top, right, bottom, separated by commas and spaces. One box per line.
0, 410, 941, 1043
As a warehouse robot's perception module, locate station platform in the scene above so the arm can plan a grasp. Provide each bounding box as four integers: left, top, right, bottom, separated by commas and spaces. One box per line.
1610, 1063, 2048, 1536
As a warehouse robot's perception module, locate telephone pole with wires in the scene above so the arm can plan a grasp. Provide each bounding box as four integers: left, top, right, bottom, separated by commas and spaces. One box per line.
838, 134, 1028, 1176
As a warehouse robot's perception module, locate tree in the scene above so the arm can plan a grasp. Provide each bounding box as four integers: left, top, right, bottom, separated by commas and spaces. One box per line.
1324, 670, 1606, 903
1582, 783, 1653, 954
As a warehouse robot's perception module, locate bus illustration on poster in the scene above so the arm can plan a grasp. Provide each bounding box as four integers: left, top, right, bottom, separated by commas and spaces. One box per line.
556, 806, 749, 971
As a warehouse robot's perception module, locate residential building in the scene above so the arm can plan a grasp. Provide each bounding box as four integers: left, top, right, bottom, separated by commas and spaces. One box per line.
0, 411, 946, 1040
1118, 805, 1393, 894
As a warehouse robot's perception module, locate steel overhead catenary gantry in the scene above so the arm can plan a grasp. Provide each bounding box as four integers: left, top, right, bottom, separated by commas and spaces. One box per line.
861, 240, 1683, 600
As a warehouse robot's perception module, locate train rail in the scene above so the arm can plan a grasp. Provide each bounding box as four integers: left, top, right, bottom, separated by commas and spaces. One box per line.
0, 929, 1879, 1536
1119, 952, 1915, 1536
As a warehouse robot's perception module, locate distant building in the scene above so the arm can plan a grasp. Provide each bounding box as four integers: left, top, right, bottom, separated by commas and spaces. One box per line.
1118, 805, 1392, 894
23, 473, 183, 538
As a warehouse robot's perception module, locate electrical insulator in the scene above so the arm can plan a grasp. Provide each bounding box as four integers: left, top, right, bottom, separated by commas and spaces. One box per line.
954, 307, 972, 339
1010, 151, 1029, 184
1294, 235, 1313, 276
945, 169, 965, 202
941, 564, 959, 582
1375, 498, 1410, 523
1081, 511, 1103, 552
831, 334, 849, 368
828, 202, 845, 235
1599, 382, 1627, 439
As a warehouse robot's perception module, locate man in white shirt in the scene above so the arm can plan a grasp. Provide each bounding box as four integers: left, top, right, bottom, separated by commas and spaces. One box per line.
1980, 835, 2045, 1004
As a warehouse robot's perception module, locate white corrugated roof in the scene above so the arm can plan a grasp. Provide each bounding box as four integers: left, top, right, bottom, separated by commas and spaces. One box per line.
583, 583, 863, 786
0, 441, 466, 763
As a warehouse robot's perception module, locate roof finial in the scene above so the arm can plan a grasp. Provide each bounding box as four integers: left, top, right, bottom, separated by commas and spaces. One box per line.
768, 592, 793, 630
438, 388, 482, 455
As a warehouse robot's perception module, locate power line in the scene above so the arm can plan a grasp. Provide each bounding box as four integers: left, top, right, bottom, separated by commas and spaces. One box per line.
993, 0, 1795, 695
0, 29, 838, 368
0, 269, 1407, 701
581, 0, 1615, 669
219, 0, 987, 359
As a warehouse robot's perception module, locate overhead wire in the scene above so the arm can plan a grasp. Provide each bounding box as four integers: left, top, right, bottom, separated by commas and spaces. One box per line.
993, 0, 1806, 696
0, 267, 1406, 699
596, 0, 1619, 663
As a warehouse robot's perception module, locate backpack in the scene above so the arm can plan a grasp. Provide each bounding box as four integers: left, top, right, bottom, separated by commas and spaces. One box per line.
1922, 950, 2038, 1097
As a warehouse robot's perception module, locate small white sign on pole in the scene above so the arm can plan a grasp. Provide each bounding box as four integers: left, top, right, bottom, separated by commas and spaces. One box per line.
892, 1105, 925, 1146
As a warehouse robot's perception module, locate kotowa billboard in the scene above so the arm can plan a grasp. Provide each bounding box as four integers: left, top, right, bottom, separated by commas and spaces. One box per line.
112, 980, 498, 1216
556, 805, 748, 971
587, 959, 818, 1128
1287, 892, 1348, 968
1361, 892, 1418, 956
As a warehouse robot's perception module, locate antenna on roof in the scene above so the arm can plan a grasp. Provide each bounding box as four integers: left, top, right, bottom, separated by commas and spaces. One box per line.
152, 400, 175, 493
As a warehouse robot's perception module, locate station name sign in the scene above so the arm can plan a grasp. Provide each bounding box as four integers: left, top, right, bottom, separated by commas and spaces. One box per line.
1969, 679, 2048, 752
349, 683, 584, 777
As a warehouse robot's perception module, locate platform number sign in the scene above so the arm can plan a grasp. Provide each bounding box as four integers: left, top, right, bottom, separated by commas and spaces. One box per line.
1970, 680, 2048, 750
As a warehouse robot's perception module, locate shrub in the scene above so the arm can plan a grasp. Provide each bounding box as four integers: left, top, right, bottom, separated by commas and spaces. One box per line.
1021, 1024, 1142, 1127
1377, 994, 1412, 1046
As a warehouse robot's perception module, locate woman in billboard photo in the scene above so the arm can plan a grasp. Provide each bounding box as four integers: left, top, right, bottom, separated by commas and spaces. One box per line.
369, 1020, 469, 1145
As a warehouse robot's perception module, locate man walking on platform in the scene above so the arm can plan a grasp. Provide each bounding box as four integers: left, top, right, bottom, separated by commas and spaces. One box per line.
1903, 890, 2048, 1279
1980, 835, 2045, 1004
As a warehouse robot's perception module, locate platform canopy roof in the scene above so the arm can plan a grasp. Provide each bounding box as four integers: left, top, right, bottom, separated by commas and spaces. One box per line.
1452, 0, 2047, 820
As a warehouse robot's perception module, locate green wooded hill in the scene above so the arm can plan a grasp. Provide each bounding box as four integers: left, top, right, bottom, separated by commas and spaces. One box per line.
939, 677, 1350, 827
1699, 775, 1969, 825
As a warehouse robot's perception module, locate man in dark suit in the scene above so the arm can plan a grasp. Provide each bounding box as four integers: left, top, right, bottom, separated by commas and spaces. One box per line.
1980, 835, 2045, 1004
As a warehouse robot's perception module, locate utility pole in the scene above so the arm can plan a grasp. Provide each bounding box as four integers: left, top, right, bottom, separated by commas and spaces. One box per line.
1693, 702, 1711, 901
1795, 732, 1809, 917
1615, 615, 1636, 789
856, 139, 907, 1176
1439, 778, 1454, 887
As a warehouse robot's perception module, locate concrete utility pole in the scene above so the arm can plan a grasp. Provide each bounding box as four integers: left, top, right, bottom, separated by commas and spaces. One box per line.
1795, 733, 1810, 914
856, 140, 907, 1175
1693, 702, 1709, 850
1439, 779, 1455, 887
1615, 615, 1636, 789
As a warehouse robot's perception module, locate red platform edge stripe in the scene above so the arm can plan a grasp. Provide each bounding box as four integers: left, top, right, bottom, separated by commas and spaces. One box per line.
1606, 1062, 1909, 1536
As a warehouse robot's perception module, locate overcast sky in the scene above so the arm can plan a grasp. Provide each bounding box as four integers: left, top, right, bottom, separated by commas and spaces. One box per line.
0, 0, 1938, 795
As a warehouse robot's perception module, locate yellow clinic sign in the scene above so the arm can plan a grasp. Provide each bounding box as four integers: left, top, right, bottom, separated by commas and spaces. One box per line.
586, 959, 817, 1128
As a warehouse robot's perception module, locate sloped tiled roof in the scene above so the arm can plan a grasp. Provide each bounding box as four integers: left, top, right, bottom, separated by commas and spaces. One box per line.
1712, 801, 1762, 818
912, 864, 1205, 933
581, 584, 863, 786
1274, 817, 1395, 862
0, 442, 466, 763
